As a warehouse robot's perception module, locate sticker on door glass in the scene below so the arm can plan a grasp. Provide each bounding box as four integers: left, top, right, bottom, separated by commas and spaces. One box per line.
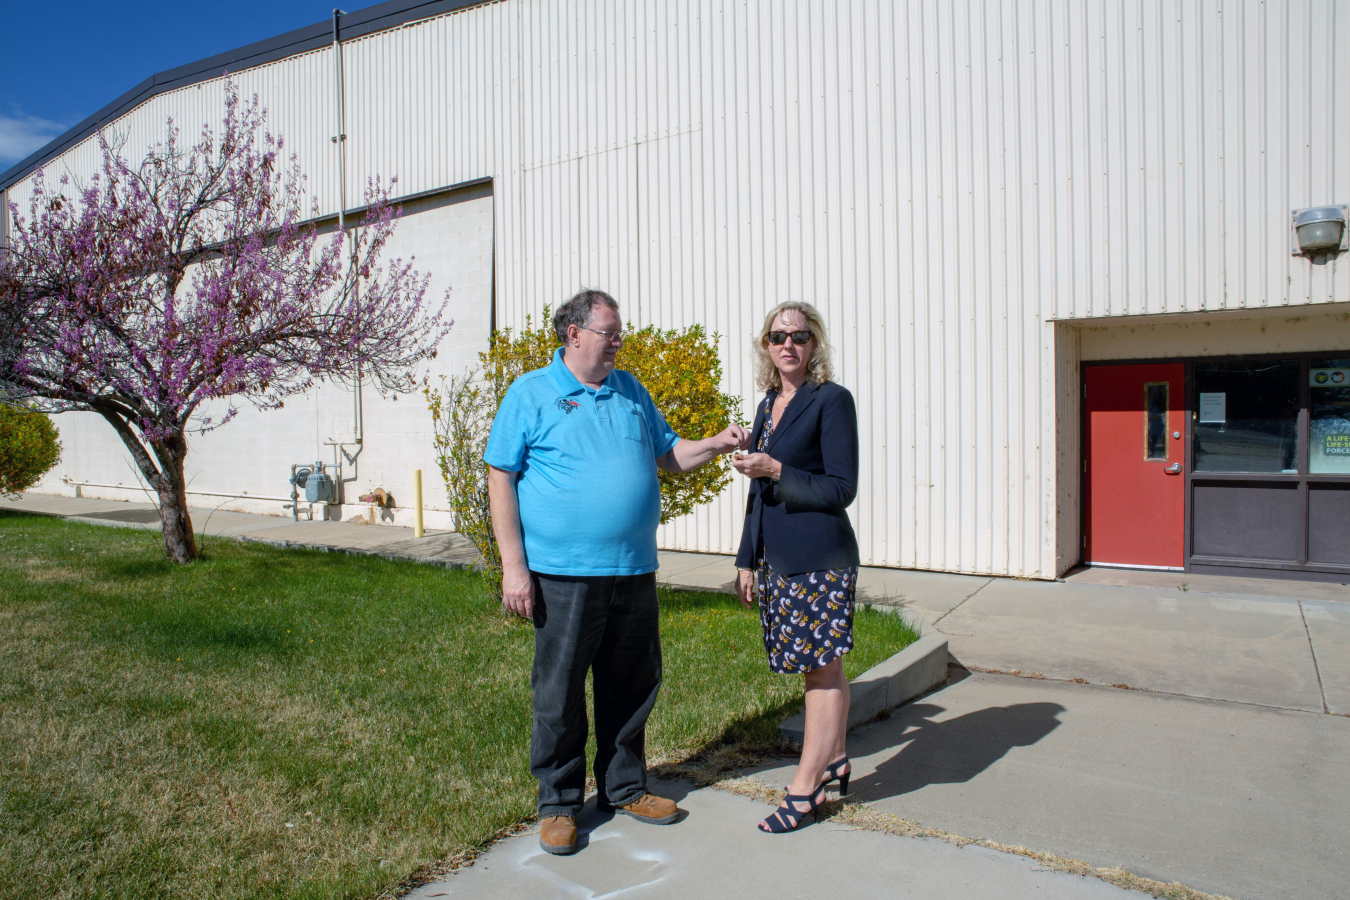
1326, 435, 1350, 456
1198, 392, 1226, 423
1311, 368, 1350, 386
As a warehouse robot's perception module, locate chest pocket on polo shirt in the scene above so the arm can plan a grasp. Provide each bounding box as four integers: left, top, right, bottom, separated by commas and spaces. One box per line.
619, 406, 646, 443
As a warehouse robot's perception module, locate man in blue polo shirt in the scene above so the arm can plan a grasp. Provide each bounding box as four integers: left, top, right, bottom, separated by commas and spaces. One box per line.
486, 289, 748, 856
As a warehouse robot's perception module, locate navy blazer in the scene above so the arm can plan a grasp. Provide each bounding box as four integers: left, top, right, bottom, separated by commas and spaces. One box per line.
734, 380, 861, 575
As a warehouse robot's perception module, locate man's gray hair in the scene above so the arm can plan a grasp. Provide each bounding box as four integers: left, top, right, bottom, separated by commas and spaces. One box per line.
553, 289, 620, 343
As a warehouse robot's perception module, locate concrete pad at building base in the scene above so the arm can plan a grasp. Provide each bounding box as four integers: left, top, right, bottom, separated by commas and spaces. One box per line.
1063, 565, 1350, 604
780, 634, 949, 742
654, 550, 738, 594
654, 550, 993, 628
935, 578, 1328, 710
405, 778, 1136, 900
755, 671, 1350, 900
1304, 600, 1350, 715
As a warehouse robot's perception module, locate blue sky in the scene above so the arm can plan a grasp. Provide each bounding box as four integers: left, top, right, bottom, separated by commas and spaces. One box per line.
0, 1, 340, 170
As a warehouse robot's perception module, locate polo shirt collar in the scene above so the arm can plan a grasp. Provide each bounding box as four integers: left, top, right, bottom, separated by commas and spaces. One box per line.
549, 347, 614, 396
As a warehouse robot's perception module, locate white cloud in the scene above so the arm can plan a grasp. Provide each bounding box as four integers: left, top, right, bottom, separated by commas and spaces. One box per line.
0, 110, 68, 169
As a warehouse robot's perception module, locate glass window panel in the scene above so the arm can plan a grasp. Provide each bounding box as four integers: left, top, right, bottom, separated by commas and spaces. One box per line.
1145, 383, 1168, 460
1310, 358, 1350, 474
1192, 360, 1300, 473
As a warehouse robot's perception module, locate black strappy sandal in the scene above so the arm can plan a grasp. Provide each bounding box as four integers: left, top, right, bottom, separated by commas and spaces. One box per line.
782, 757, 852, 796
822, 756, 851, 796
758, 784, 827, 833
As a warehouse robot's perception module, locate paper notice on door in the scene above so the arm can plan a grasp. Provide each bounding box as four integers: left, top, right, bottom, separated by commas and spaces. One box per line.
1198, 392, 1226, 423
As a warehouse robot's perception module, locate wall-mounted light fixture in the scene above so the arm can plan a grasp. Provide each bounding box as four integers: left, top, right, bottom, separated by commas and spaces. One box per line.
1291, 205, 1349, 256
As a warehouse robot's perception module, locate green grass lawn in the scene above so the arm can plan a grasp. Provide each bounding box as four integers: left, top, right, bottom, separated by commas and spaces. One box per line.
0, 510, 919, 900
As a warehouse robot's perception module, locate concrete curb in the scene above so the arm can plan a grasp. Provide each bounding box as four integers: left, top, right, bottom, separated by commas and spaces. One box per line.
779, 633, 949, 742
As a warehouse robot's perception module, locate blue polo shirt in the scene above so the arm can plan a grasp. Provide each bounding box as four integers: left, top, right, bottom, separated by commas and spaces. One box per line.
484, 348, 680, 576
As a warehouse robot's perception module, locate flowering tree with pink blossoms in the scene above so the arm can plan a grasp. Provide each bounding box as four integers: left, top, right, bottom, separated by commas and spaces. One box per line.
0, 83, 449, 562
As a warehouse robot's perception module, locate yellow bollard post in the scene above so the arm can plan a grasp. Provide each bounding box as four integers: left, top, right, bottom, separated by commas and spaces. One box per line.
413, 469, 424, 538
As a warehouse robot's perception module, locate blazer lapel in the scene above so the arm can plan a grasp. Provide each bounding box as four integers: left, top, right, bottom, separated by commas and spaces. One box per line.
765, 381, 820, 452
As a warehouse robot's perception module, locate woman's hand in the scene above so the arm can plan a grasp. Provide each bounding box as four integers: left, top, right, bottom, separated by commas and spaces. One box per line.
735, 568, 755, 608
731, 452, 782, 481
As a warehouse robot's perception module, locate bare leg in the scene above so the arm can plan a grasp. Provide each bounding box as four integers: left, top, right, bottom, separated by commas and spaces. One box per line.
788, 657, 850, 795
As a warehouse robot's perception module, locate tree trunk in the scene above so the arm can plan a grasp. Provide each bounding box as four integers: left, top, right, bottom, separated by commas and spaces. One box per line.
152, 432, 197, 564
95, 406, 198, 563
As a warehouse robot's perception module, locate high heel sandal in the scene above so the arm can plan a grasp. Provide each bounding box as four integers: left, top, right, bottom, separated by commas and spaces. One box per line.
781, 756, 852, 796
822, 756, 851, 796
758, 784, 827, 833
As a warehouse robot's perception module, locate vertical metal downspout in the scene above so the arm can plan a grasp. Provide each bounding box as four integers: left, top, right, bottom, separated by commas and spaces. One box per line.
329, 8, 363, 508
332, 8, 362, 447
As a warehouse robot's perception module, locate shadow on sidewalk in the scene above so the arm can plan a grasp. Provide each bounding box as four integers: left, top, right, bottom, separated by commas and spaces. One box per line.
848, 699, 1065, 803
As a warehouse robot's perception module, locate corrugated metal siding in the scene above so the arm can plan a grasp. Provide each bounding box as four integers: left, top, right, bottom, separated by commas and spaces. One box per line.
6, 0, 1350, 577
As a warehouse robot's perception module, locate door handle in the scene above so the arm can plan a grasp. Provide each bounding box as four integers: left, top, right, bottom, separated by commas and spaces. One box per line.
1165, 463, 1182, 474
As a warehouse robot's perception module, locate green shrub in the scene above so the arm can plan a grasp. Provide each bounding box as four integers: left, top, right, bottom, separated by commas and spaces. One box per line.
0, 405, 61, 498
426, 308, 743, 601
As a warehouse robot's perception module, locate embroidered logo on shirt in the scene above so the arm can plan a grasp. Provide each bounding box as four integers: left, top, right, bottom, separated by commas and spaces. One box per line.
556, 398, 581, 414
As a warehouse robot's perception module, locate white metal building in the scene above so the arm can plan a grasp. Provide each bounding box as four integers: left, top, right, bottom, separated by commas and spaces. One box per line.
3, 0, 1349, 581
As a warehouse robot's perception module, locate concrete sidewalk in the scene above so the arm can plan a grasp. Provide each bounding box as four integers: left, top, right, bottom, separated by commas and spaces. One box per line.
753, 670, 1349, 900
408, 669, 1350, 900
405, 779, 1139, 900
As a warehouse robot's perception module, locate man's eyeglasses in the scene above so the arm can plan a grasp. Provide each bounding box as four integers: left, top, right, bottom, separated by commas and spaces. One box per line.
767, 330, 814, 346
583, 326, 627, 343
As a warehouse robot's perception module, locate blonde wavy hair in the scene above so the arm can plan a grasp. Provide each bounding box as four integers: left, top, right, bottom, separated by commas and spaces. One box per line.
754, 301, 834, 392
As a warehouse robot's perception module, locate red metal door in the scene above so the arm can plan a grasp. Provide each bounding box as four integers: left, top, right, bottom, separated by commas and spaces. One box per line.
1085, 363, 1186, 569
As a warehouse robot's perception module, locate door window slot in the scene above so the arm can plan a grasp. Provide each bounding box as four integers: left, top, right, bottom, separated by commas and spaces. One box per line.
1145, 382, 1169, 460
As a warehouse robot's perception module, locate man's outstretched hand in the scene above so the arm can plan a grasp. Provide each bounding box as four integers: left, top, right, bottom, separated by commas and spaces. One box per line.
713, 423, 751, 454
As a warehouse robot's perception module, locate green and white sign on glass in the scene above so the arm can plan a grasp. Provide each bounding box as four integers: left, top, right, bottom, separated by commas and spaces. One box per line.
1310, 360, 1350, 474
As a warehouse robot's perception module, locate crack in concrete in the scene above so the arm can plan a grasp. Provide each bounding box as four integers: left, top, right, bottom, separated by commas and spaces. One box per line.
962, 664, 1345, 717
1298, 601, 1331, 715
931, 578, 992, 634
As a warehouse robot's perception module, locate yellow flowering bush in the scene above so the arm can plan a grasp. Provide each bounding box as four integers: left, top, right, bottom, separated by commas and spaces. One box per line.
426, 308, 741, 602
0, 405, 62, 499
618, 323, 745, 522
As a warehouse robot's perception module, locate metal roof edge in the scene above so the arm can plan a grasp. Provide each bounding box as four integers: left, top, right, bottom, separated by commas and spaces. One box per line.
0, 0, 490, 193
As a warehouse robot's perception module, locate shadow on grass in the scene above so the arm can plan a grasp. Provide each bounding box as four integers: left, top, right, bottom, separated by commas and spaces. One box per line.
0, 509, 62, 525
653, 691, 807, 791
139, 617, 296, 658
657, 586, 743, 613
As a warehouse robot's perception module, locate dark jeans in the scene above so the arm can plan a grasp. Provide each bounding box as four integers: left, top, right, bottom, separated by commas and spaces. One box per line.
530, 571, 662, 819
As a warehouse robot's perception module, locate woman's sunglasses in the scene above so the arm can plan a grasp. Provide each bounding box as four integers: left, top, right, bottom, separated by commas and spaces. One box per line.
767, 330, 814, 346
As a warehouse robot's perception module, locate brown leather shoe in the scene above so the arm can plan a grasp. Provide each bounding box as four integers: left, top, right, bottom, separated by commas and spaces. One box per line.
539, 816, 578, 855
610, 792, 679, 825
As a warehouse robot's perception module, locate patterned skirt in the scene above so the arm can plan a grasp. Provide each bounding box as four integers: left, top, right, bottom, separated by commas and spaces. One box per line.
755, 558, 858, 674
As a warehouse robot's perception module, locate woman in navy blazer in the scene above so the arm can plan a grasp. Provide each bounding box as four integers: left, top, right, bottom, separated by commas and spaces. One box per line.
731, 301, 860, 833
